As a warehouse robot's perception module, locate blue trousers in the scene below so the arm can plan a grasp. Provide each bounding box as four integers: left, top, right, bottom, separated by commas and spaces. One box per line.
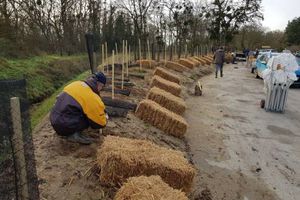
215, 64, 223, 77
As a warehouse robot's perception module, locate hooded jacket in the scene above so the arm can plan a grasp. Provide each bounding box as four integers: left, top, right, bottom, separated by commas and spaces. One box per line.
50, 78, 106, 136
214, 49, 225, 65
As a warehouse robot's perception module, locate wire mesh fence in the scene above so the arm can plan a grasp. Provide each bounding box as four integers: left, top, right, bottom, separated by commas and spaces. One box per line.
0, 79, 39, 200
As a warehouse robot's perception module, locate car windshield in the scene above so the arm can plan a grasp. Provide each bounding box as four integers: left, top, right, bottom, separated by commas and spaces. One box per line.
258, 53, 279, 63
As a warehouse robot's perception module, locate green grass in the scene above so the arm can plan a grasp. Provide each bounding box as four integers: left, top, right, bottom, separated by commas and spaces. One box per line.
0, 55, 84, 78
30, 71, 90, 129
0, 54, 89, 103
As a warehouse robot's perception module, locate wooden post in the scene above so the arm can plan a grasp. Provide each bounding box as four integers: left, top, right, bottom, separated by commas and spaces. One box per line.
112, 50, 115, 99
105, 42, 108, 74
185, 44, 187, 58
138, 38, 142, 71
115, 42, 119, 62
128, 45, 130, 76
147, 39, 150, 60
10, 97, 29, 200
101, 44, 104, 72
164, 45, 167, 66
206, 45, 209, 55
126, 40, 129, 77
196, 46, 199, 57
147, 40, 151, 68
93, 52, 97, 72
174, 43, 177, 60
122, 40, 125, 89
200, 46, 203, 56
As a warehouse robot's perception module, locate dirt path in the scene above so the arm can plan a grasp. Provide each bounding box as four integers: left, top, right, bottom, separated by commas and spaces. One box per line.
186, 64, 300, 200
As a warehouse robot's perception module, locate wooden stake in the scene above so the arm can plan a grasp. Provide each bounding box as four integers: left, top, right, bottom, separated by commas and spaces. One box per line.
105, 42, 108, 74
164, 45, 167, 66
138, 38, 142, 71
200, 46, 203, 56
147, 39, 150, 60
126, 40, 129, 77
174, 43, 177, 60
128, 45, 130, 76
112, 50, 115, 99
10, 97, 29, 200
185, 44, 187, 58
115, 43, 119, 62
101, 44, 104, 72
122, 40, 125, 89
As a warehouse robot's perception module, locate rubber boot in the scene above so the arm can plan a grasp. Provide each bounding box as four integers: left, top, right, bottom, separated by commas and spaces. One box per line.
67, 132, 92, 145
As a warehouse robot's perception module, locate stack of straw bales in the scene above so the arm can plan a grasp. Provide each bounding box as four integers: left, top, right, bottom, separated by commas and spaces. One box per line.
201, 57, 212, 65
137, 60, 157, 69
153, 67, 180, 84
166, 61, 189, 72
187, 57, 201, 67
114, 176, 188, 200
150, 75, 181, 97
193, 57, 206, 65
147, 87, 186, 115
97, 135, 196, 192
135, 100, 187, 138
178, 58, 195, 69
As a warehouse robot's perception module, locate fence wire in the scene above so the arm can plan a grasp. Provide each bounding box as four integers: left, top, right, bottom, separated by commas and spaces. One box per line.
0, 79, 39, 200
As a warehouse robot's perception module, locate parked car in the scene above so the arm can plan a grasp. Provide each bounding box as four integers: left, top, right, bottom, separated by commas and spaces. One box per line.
235, 52, 246, 61
254, 52, 300, 87
254, 52, 280, 78
291, 55, 300, 87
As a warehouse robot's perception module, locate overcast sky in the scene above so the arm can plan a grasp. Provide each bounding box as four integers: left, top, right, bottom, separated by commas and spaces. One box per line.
261, 0, 300, 31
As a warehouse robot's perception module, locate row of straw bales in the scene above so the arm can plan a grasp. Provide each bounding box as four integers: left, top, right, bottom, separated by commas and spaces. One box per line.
97, 56, 212, 199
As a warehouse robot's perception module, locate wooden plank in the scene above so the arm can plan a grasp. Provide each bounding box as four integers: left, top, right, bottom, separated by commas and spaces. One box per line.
102, 96, 137, 110
106, 77, 130, 82
105, 106, 129, 117
115, 71, 145, 79
10, 97, 29, 200
107, 81, 135, 87
102, 87, 131, 96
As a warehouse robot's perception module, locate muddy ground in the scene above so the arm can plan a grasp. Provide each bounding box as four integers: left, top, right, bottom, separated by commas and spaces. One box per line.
33, 64, 213, 200
34, 62, 300, 200
186, 64, 300, 200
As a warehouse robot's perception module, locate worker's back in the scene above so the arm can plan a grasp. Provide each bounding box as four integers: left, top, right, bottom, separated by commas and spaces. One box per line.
50, 80, 106, 136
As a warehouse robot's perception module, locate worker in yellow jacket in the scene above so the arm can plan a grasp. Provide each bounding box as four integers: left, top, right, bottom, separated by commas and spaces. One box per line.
50, 72, 107, 144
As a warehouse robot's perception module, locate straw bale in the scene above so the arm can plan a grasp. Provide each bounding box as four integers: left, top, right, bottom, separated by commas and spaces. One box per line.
114, 176, 188, 200
201, 57, 212, 65
97, 135, 195, 192
153, 67, 180, 84
178, 59, 195, 69
165, 61, 189, 72
193, 57, 206, 65
187, 57, 200, 67
147, 87, 186, 115
204, 56, 213, 62
137, 60, 157, 69
135, 99, 187, 138
150, 75, 181, 97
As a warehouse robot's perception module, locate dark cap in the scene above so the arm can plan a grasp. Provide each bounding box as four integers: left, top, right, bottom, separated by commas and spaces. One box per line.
93, 72, 106, 85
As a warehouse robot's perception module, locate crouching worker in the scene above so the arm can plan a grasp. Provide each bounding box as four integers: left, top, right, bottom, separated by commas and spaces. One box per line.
50, 72, 107, 145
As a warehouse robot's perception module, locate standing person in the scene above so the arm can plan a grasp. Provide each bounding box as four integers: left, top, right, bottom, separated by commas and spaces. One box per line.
50, 72, 108, 145
254, 49, 259, 59
213, 46, 225, 78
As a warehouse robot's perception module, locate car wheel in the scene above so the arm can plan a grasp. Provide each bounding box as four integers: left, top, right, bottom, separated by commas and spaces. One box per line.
260, 99, 265, 109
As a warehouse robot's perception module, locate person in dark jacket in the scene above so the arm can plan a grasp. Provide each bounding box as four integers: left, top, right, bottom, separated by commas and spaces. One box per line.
213, 47, 225, 78
50, 72, 107, 144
